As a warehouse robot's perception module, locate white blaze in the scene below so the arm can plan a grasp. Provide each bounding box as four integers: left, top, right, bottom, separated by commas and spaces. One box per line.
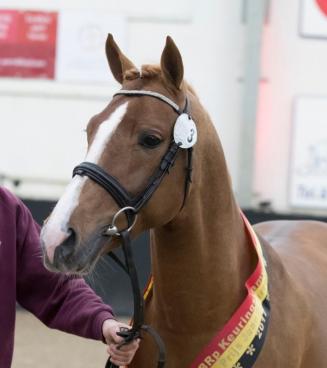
138, 64, 143, 78
41, 102, 129, 260
85, 102, 128, 162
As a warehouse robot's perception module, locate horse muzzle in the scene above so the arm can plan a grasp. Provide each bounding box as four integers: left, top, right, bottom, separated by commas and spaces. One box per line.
41, 226, 112, 275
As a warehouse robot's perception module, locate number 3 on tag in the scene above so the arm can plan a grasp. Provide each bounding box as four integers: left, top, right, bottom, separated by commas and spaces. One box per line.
173, 113, 197, 149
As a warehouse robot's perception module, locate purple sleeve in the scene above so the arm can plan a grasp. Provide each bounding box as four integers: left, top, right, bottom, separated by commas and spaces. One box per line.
15, 198, 115, 340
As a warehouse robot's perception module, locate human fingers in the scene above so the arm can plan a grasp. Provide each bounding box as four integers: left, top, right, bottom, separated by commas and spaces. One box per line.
107, 343, 138, 366
102, 319, 128, 344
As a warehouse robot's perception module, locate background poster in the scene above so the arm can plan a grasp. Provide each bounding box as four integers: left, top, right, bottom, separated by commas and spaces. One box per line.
55, 10, 127, 84
289, 97, 327, 208
0, 9, 57, 79
300, 0, 327, 38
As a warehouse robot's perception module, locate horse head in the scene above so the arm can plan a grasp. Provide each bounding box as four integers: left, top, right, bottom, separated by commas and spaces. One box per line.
41, 35, 203, 274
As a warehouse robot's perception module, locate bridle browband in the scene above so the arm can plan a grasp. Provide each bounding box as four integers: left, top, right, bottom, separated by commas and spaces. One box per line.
72, 90, 195, 368
115, 89, 183, 114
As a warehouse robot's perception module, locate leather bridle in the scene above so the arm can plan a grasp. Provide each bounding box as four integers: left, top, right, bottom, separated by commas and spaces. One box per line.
73, 89, 193, 227
72, 89, 196, 368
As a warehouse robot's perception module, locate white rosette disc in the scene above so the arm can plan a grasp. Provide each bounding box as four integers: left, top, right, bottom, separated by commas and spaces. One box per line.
173, 113, 197, 149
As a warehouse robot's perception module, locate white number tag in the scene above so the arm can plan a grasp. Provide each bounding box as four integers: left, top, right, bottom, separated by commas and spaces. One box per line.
173, 113, 197, 149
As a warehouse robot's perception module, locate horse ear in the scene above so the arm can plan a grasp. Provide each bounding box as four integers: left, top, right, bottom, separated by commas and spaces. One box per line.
160, 36, 184, 90
105, 34, 136, 84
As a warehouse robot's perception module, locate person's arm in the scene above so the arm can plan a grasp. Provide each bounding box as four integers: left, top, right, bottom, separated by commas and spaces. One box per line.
15, 197, 114, 340
14, 195, 139, 365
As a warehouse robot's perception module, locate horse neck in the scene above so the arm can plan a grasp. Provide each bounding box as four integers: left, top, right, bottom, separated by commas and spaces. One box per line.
150, 114, 256, 333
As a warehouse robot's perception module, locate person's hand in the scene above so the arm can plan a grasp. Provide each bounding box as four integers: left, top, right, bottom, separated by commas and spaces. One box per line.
102, 319, 140, 366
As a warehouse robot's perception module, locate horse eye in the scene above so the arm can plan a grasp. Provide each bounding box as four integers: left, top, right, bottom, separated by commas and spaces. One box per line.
139, 134, 162, 149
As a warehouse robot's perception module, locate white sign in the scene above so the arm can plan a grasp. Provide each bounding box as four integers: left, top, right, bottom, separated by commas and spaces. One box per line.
289, 97, 327, 208
56, 10, 127, 83
300, 0, 327, 38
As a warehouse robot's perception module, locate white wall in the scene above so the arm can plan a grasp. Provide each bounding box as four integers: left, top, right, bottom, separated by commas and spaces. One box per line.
255, 0, 327, 215
0, 0, 246, 200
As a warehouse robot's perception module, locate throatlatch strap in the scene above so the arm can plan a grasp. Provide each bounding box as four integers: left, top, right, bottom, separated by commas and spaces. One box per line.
181, 147, 193, 210
133, 141, 180, 212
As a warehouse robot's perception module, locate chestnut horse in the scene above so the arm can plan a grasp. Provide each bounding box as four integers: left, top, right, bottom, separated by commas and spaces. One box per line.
41, 35, 327, 368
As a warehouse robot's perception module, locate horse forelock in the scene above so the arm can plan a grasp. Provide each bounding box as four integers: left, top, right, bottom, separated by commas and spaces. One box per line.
123, 64, 161, 81
122, 64, 195, 96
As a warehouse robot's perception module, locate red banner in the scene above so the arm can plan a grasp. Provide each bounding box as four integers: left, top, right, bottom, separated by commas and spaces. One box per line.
316, 0, 327, 17
0, 9, 57, 79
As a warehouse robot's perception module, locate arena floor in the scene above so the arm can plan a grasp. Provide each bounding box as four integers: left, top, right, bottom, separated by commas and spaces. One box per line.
12, 310, 111, 368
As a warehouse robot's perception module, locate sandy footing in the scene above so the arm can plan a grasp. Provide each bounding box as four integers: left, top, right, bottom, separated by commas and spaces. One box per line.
12, 310, 110, 368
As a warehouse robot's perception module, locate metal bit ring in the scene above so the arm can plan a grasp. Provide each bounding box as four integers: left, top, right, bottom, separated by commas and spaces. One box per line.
105, 206, 137, 236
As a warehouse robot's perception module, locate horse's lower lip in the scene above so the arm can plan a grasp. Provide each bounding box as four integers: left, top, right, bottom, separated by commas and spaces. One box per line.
44, 258, 91, 276
42, 232, 112, 275
67, 234, 113, 274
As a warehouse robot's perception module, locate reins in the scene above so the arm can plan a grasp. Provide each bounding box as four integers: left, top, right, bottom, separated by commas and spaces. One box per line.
101, 206, 165, 368
73, 89, 198, 368
105, 224, 166, 368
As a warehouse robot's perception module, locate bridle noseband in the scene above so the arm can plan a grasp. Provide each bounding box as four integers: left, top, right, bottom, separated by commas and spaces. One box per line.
72, 90, 197, 368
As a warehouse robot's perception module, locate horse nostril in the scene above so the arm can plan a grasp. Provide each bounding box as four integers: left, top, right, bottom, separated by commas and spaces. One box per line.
54, 228, 77, 264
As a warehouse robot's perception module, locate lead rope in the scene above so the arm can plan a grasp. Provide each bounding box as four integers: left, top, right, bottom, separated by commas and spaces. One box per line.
106, 230, 166, 368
